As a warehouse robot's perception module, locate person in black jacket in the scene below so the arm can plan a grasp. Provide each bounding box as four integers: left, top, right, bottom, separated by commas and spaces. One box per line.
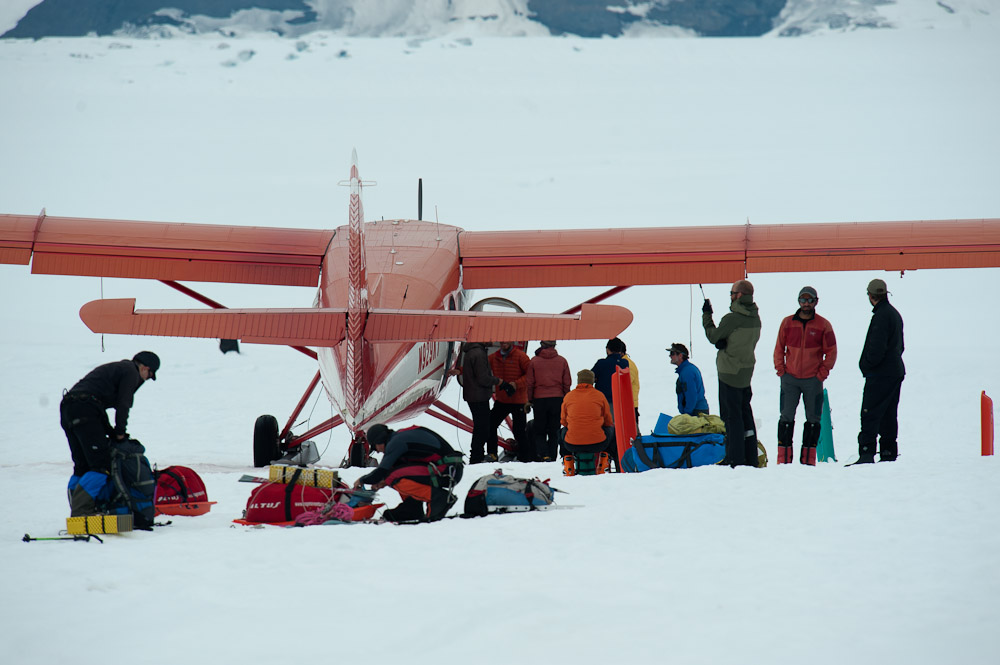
61, 351, 160, 515
353, 424, 464, 523
449, 342, 500, 464
855, 279, 905, 464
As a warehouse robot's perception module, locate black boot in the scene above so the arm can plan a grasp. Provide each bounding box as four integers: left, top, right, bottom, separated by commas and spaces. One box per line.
382, 497, 427, 523
850, 434, 876, 465
879, 440, 898, 462
777, 420, 794, 464
744, 435, 760, 468
801, 422, 819, 465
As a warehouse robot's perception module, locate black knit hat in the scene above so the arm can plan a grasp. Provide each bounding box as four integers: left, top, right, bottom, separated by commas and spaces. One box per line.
367, 424, 392, 447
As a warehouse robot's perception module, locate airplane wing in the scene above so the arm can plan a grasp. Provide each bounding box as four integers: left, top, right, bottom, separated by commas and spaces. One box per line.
78, 300, 631, 345
458, 218, 1000, 289
0, 213, 334, 286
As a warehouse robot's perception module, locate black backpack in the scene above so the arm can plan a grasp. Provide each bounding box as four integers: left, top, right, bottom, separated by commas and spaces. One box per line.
110, 439, 156, 530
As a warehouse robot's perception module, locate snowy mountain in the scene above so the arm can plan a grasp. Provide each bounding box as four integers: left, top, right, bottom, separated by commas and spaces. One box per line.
2, 0, 997, 39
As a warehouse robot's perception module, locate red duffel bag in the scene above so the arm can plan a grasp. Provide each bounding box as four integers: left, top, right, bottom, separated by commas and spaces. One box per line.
154, 465, 217, 516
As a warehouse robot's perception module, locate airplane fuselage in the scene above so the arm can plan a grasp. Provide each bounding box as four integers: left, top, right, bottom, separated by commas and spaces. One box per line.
316, 219, 467, 430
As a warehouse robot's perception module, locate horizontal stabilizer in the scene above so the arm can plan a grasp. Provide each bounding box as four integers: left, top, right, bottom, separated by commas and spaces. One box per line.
365, 304, 633, 342
79, 300, 633, 345
79, 299, 347, 347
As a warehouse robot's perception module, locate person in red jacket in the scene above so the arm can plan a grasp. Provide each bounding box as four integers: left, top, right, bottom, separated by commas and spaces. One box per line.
526, 340, 572, 461
489, 342, 532, 462
773, 286, 838, 465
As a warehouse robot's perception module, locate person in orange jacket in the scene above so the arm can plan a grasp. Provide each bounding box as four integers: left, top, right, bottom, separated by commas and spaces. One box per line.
773, 286, 838, 465
560, 369, 613, 457
488, 342, 532, 462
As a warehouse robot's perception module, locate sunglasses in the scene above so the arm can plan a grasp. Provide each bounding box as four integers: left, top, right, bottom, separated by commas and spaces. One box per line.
729, 291, 739, 296
798, 296, 816, 304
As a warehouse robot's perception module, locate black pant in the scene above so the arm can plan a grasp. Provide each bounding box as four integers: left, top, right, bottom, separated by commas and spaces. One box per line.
531, 396, 563, 460
490, 402, 530, 461
60, 397, 112, 476
467, 400, 492, 462
859, 376, 903, 460
718, 380, 757, 467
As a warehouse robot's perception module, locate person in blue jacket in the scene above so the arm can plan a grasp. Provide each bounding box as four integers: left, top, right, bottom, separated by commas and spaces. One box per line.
668, 343, 709, 416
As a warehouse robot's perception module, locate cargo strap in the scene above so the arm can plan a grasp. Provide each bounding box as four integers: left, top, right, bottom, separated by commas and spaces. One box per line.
157, 468, 189, 503
633, 440, 701, 469
283, 468, 304, 521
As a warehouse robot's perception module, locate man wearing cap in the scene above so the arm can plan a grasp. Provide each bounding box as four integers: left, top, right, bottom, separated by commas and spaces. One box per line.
855, 278, 905, 464
668, 343, 709, 416
353, 424, 464, 522
526, 341, 571, 461
60, 351, 160, 516
773, 286, 838, 466
703, 280, 762, 467
560, 369, 614, 461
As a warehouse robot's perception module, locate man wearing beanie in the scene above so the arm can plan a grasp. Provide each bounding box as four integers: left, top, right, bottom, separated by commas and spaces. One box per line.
354, 423, 463, 522
61, 351, 160, 516
703, 280, 761, 467
853, 278, 905, 464
560, 369, 613, 460
773, 286, 838, 465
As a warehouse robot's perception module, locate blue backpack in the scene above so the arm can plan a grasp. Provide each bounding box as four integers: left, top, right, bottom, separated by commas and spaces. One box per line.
110, 439, 156, 529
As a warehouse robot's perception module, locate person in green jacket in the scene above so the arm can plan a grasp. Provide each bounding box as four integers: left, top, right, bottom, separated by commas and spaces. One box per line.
703, 280, 762, 467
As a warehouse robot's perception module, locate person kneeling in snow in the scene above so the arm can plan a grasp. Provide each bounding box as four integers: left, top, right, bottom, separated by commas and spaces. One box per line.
353, 424, 464, 523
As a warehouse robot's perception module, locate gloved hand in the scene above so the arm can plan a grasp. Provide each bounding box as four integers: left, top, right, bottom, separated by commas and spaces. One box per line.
499, 382, 516, 396
524, 402, 532, 414
714, 338, 728, 350
702, 299, 713, 314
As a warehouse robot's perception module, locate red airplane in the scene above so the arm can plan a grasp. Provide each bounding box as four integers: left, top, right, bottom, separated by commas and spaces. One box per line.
2, 152, 998, 467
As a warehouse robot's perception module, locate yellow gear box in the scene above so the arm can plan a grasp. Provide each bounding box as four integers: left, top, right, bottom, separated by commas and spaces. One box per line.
268, 464, 341, 489
66, 514, 133, 535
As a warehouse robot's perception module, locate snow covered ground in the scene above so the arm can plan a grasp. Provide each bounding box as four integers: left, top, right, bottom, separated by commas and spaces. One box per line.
1, 10, 999, 665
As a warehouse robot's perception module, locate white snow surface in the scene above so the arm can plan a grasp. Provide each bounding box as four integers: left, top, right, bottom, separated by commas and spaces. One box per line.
1, 13, 1000, 665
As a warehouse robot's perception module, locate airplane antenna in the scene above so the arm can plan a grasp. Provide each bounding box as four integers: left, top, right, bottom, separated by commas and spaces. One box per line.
418, 178, 423, 220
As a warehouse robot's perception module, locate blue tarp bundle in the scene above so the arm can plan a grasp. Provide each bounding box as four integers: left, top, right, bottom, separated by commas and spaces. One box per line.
620, 414, 726, 472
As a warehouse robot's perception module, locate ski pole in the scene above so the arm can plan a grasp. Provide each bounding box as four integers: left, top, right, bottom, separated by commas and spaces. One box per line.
698, 283, 706, 299
22, 533, 103, 544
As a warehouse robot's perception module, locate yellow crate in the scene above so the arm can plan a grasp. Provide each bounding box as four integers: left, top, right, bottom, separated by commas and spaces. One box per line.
66, 514, 133, 535
268, 465, 341, 489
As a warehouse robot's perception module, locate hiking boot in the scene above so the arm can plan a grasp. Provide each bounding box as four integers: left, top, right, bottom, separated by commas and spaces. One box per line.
484, 453, 499, 463
562, 455, 577, 477
777, 421, 794, 464
800, 446, 817, 466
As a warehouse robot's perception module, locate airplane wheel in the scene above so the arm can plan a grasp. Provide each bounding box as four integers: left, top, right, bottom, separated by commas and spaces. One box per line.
253, 415, 280, 468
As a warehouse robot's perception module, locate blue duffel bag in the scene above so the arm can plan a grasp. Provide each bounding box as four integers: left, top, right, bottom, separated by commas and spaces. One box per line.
620, 432, 726, 472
